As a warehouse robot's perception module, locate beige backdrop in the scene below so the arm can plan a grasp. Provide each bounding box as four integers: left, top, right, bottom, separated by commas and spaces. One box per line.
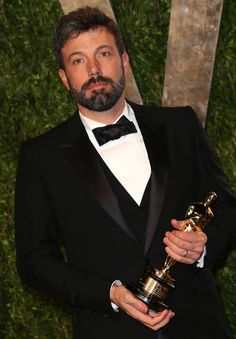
162, 0, 223, 124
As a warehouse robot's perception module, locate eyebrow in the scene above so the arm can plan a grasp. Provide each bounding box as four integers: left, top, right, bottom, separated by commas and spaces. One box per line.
68, 51, 83, 62
68, 45, 114, 62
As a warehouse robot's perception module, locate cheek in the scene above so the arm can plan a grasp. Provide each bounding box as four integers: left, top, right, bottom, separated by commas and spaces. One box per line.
67, 72, 85, 90
105, 65, 123, 81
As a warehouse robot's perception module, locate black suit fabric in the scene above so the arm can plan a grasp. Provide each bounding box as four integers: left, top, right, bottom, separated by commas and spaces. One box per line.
15, 102, 236, 339
100, 156, 151, 246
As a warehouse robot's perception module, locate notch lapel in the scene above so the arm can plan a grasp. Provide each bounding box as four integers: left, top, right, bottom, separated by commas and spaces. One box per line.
136, 114, 170, 255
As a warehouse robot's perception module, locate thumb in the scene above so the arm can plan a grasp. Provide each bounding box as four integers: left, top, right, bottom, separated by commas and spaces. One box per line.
170, 218, 184, 230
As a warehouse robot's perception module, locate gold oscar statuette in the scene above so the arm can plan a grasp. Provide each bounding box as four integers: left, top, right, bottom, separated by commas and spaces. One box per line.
127, 192, 217, 312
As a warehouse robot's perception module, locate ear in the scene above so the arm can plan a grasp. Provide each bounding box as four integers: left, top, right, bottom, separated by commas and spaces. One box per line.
58, 68, 70, 91
122, 52, 130, 76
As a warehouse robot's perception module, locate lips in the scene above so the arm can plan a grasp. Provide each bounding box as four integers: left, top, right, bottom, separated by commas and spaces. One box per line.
87, 82, 108, 91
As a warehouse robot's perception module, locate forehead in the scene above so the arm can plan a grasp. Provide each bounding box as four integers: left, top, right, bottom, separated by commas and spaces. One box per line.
62, 26, 117, 55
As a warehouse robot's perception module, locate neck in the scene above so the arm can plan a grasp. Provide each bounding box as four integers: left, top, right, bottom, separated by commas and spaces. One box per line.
78, 97, 126, 124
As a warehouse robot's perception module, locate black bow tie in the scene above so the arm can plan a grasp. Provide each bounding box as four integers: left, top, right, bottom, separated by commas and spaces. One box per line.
92, 116, 137, 146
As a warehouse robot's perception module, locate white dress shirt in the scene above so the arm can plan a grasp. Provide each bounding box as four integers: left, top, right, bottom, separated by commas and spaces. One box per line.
79, 102, 151, 205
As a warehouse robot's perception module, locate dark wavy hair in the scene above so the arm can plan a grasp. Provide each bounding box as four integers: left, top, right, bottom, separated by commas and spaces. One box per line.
54, 6, 125, 70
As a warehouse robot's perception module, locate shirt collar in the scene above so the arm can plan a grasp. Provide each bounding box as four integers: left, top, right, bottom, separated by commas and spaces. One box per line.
79, 101, 133, 132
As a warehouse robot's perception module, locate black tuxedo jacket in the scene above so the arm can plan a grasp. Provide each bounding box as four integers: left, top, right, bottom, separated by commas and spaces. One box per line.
15, 102, 236, 339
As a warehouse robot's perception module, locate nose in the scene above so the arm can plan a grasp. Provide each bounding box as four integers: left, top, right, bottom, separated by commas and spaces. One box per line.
87, 57, 101, 77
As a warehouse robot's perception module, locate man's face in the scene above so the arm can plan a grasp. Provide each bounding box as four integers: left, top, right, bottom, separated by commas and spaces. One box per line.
59, 27, 129, 112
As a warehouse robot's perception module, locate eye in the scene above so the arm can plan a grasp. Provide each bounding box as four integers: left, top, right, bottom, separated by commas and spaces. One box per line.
99, 51, 111, 57
72, 58, 84, 65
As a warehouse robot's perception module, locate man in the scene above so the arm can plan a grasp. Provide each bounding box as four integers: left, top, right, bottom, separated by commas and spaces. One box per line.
15, 7, 236, 339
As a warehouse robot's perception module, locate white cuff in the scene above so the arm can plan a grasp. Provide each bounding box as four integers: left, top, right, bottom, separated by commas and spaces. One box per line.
110, 280, 122, 312
196, 246, 207, 268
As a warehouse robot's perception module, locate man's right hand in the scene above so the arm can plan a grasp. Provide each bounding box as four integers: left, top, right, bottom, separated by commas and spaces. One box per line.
110, 284, 174, 331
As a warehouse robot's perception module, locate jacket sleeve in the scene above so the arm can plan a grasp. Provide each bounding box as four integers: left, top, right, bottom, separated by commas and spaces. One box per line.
14, 141, 115, 316
188, 107, 236, 270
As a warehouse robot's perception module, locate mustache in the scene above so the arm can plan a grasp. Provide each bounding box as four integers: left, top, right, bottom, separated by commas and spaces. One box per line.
81, 75, 114, 91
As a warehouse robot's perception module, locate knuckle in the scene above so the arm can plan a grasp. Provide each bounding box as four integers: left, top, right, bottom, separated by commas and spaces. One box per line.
150, 326, 157, 331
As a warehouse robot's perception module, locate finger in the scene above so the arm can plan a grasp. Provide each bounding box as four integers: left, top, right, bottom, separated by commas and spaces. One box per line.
171, 219, 206, 238
171, 218, 185, 230
115, 286, 148, 314
172, 229, 207, 244
121, 303, 169, 327
164, 237, 205, 263
119, 295, 172, 328
164, 231, 206, 255
163, 235, 191, 256
148, 309, 159, 317
125, 294, 147, 312
171, 219, 207, 238
170, 219, 198, 242
164, 226, 207, 251
110, 285, 149, 318
122, 303, 150, 321
164, 244, 194, 263
164, 233, 197, 262
141, 309, 168, 326
124, 295, 149, 314
145, 310, 175, 330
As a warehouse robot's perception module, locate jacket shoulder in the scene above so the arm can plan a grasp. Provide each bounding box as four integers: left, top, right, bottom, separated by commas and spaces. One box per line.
129, 101, 200, 126
21, 112, 80, 150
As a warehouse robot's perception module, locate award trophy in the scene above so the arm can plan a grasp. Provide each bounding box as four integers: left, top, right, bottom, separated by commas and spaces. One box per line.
127, 192, 217, 312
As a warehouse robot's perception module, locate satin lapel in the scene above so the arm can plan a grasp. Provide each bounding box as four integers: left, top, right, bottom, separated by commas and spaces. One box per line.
60, 116, 137, 242
137, 116, 170, 255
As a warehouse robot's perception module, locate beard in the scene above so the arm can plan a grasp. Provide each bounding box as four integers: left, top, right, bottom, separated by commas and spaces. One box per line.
68, 71, 125, 112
